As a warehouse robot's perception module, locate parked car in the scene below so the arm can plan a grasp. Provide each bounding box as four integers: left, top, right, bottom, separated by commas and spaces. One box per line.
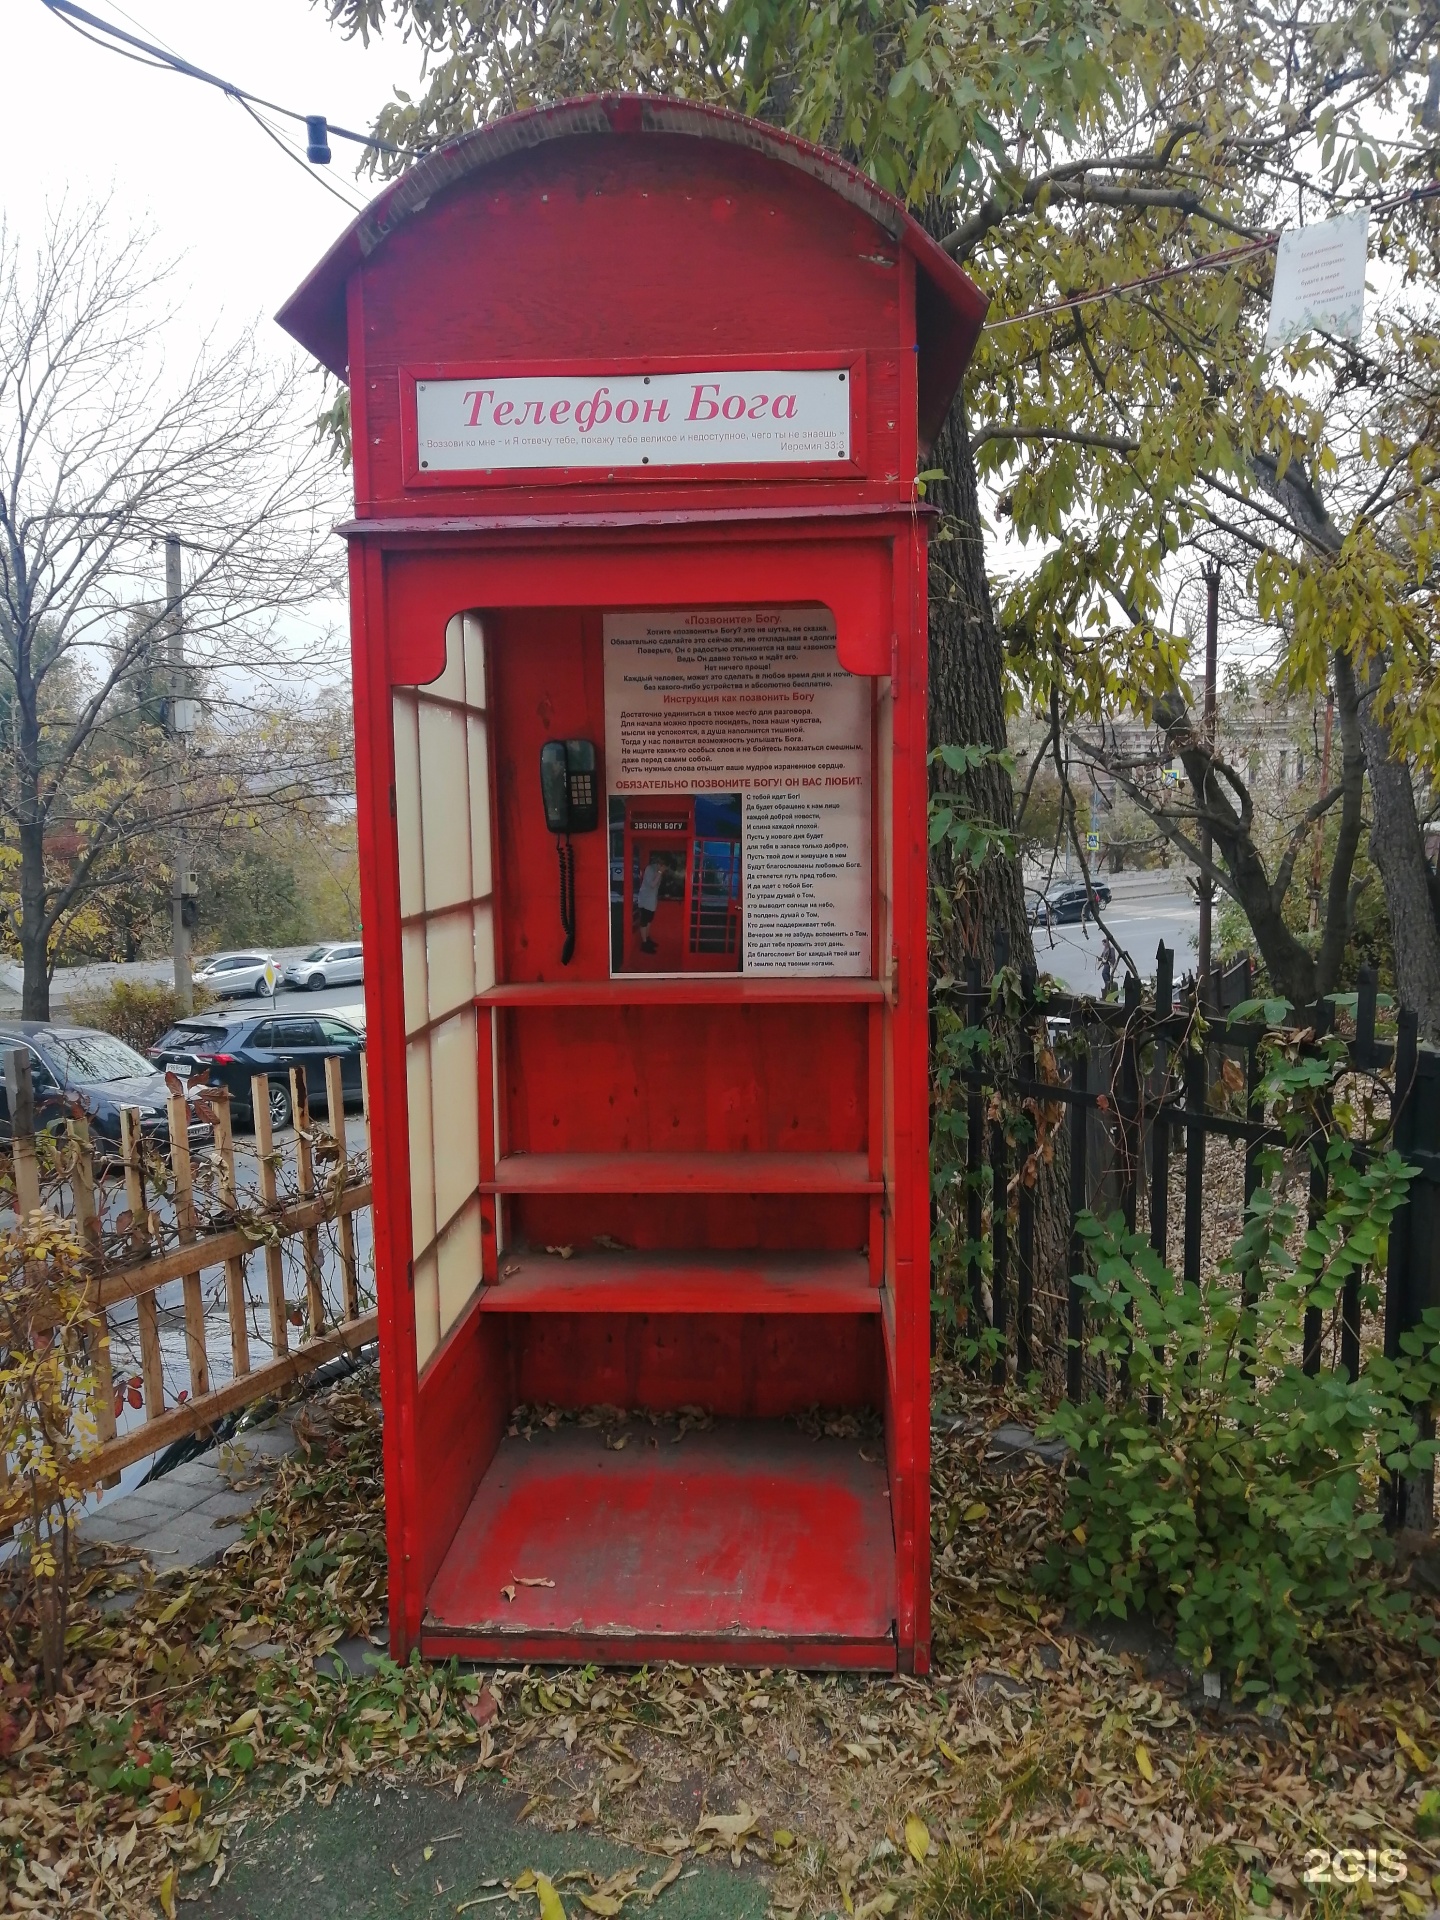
1030, 880, 1113, 926
193, 951, 278, 998
282, 941, 364, 992
0, 1021, 213, 1148
149, 1009, 366, 1132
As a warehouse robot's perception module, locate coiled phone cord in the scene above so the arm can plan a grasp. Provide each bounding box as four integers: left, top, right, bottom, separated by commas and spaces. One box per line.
558, 834, 576, 966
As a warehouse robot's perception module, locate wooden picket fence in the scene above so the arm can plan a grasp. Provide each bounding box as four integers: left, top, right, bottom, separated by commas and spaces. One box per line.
1, 1047, 376, 1495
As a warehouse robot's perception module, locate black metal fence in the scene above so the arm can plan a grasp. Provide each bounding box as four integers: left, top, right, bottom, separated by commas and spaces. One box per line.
933, 944, 1440, 1514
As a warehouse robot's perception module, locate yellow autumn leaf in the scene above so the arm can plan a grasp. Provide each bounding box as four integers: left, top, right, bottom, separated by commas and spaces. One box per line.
1396, 1726, 1431, 1773
697, 1805, 757, 1843
155, 1586, 193, 1626
773, 1829, 795, 1848
963, 1502, 987, 1522
158, 1866, 178, 1920
1135, 1744, 1155, 1783
226, 1707, 260, 1736
904, 1813, 930, 1862
536, 1871, 566, 1920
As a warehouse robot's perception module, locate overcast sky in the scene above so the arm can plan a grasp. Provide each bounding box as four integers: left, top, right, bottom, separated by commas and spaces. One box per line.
5, 1, 422, 685
7, 0, 415, 339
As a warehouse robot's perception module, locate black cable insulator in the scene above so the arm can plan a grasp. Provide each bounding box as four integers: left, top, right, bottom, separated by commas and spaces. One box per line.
306, 115, 332, 164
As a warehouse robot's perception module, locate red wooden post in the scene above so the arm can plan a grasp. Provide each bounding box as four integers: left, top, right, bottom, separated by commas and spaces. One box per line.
279, 95, 987, 1671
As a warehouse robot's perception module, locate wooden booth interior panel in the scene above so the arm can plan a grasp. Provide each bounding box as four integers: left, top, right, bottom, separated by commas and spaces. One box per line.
501, 1004, 868, 1152
393, 612, 495, 1370
480, 1248, 876, 1315
510, 1314, 883, 1416
488, 606, 881, 1282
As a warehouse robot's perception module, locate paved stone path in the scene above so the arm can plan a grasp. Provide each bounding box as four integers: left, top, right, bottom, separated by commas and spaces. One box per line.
78, 1416, 298, 1574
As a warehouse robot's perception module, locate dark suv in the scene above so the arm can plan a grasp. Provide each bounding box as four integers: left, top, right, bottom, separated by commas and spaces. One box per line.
150, 1011, 365, 1133
1031, 880, 1113, 926
0, 1021, 213, 1148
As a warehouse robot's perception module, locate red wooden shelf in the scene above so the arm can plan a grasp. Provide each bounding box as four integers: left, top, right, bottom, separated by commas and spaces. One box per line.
421, 1420, 896, 1669
480, 1248, 877, 1314
484, 1151, 880, 1194
478, 978, 886, 1007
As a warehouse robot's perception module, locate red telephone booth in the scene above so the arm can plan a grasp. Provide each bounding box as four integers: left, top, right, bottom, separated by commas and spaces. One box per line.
278, 96, 986, 1672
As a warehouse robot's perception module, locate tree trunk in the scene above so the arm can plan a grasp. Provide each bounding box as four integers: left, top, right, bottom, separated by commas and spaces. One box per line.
1357, 664, 1440, 1043
925, 396, 1074, 1345
15, 671, 49, 1021
925, 396, 1035, 981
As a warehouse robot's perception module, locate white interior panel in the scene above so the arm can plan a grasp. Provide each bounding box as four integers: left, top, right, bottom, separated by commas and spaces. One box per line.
401, 923, 429, 1040
437, 1198, 483, 1337
430, 614, 467, 703
466, 715, 493, 899
418, 702, 471, 911
395, 613, 495, 1379
392, 695, 424, 920
429, 1010, 479, 1233
413, 1247, 440, 1371
427, 909, 474, 1022
473, 901, 496, 994
405, 1036, 437, 1252
463, 613, 487, 710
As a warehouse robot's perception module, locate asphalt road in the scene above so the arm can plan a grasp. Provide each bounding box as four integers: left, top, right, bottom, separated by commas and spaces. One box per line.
206, 979, 368, 1023
1028, 877, 1199, 996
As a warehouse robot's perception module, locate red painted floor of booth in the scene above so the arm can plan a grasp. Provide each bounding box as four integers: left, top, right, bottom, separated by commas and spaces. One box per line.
421, 1421, 896, 1669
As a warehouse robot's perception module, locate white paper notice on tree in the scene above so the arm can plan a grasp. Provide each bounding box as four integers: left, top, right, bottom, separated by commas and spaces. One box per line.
1267, 213, 1368, 348
603, 609, 871, 976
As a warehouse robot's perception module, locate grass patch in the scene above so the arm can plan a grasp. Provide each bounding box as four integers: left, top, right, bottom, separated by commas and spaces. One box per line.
913, 1841, 1081, 1920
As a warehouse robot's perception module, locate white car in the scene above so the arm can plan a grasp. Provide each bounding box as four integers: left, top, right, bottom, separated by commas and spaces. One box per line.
283, 941, 365, 991
193, 951, 278, 998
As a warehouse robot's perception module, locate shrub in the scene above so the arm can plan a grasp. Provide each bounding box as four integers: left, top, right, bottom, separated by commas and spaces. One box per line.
1038, 1117, 1440, 1699
60, 979, 214, 1054
0, 1212, 106, 1692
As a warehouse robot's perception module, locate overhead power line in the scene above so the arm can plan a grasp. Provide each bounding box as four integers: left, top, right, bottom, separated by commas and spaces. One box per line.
40, 0, 401, 176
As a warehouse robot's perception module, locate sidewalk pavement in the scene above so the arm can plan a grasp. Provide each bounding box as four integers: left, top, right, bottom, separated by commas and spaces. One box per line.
193, 1778, 767, 1920
77, 1415, 299, 1576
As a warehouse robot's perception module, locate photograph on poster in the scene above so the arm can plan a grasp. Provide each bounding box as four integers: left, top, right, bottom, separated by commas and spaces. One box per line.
603, 608, 871, 977
609, 794, 743, 975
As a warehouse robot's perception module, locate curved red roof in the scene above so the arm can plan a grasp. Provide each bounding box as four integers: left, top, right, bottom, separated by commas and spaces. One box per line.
276, 94, 988, 446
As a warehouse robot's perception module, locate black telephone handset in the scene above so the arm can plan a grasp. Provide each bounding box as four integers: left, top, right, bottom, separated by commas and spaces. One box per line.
540, 739, 598, 965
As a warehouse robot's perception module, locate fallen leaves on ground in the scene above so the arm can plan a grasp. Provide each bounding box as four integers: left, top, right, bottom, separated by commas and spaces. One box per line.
2, 1363, 1439, 1917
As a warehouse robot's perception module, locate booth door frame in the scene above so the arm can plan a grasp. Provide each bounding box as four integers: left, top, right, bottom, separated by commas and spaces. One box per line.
346, 512, 934, 1669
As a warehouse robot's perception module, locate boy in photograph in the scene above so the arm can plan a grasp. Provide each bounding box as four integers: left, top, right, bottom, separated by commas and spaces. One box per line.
635, 855, 663, 952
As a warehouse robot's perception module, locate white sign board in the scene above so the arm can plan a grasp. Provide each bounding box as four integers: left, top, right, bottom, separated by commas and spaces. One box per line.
1267, 214, 1368, 348
603, 609, 871, 976
414, 369, 852, 472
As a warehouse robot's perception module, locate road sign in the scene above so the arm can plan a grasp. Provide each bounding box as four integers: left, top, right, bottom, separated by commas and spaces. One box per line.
1086, 831, 1100, 851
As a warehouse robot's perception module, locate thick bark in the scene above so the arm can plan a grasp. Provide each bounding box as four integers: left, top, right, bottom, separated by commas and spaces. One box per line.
925, 395, 1074, 1338
926, 397, 1036, 981
1356, 663, 1440, 1043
